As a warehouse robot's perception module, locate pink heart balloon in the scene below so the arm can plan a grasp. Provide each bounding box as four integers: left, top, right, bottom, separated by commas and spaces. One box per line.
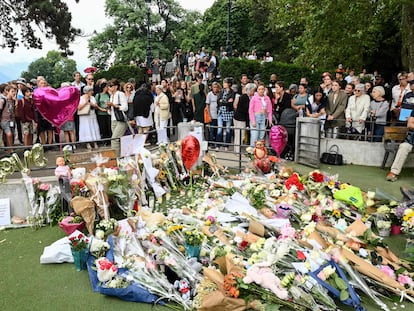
269, 125, 288, 156
33, 86, 80, 128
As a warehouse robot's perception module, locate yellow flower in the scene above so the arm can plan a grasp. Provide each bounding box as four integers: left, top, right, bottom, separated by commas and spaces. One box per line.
332, 209, 341, 217
403, 212, 414, 222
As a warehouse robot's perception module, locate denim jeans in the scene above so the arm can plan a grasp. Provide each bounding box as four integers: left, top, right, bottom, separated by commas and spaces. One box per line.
216, 113, 232, 145
250, 113, 266, 146
208, 119, 217, 146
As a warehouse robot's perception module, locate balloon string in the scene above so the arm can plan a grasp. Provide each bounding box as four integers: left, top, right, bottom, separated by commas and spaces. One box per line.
190, 171, 194, 204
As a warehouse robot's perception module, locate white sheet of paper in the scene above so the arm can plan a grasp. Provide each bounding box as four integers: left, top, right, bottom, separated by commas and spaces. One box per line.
120, 134, 147, 157
225, 192, 258, 216
0, 198, 11, 226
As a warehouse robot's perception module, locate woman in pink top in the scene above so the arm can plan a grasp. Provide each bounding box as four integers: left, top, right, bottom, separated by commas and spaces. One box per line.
249, 84, 273, 146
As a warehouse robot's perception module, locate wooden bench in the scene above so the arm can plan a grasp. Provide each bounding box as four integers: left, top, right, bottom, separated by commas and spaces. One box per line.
66, 149, 118, 172
381, 127, 409, 169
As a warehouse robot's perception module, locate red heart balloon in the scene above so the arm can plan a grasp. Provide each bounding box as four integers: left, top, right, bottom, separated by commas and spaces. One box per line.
181, 135, 200, 170
269, 125, 288, 156
33, 86, 80, 128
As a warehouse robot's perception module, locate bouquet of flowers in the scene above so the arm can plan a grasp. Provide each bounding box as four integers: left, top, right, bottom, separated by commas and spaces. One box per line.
184, 227, 204, 246
95, 218, 118, 240
70, 180, 89, 197
68, 232, 89, 251
390, 203, 406, 226
90, 237, 110, 258
96, 257, 118, 282
402, 207, 414, 233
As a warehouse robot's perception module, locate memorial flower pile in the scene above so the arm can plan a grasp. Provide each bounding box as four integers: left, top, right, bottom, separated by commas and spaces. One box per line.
32, 140, 414, 310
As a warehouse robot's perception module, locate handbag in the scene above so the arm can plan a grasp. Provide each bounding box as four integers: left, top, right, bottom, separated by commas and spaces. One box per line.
320, 144, 343, 165
78, 103, 90, 115
204, 106, 212, 123
114, 108, 127, 122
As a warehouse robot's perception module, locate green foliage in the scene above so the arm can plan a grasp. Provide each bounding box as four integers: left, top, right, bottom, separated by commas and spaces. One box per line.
234, 0, 405, 73
21, 50, 77, 88
93, 65, 144, 84
219, 58, 326, 89
0, 0, 80, 54
89, 0, 202, 67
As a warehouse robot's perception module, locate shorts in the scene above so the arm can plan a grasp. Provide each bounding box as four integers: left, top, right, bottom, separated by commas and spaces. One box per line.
152, 73, 161, 82
22, 122, 34, 135
0, 121, 13, 135
61, 120, 75, 132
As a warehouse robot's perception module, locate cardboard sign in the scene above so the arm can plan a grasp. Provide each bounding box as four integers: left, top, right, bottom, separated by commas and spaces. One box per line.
0, 198, 11, 226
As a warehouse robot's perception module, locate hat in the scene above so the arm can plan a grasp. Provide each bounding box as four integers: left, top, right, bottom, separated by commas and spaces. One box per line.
253, 74, 261, 81
409, 80, 414, 84
30, 79, 37, 85
335, 68, 344, 74
16, 78, 26, 85
83, 85, 94, 94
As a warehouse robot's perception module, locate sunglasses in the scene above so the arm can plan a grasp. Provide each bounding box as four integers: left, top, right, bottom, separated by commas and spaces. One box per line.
354, 89, 362, 92
86, 78, 94, 81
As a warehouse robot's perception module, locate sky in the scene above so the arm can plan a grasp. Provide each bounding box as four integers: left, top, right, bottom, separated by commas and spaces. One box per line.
0, 0, 215, 81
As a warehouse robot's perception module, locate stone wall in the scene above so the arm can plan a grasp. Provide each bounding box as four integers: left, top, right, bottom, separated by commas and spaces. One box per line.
320, 138, 414, 167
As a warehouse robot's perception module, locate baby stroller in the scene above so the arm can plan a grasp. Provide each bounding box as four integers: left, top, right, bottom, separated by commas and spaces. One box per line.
278, 108, 297, 160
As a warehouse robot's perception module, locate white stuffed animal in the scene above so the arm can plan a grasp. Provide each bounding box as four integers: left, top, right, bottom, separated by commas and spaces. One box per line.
174, 278, 191, 300
243, 262, 289, 299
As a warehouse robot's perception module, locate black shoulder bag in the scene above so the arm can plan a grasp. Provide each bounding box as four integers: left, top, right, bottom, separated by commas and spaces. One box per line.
320, 144, 343, 165
113, 92, 127, 122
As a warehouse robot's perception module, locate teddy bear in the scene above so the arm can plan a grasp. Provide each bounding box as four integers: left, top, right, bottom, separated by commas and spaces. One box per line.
243, 262, 289, 299
174, 278, 191, 300
253, 140, 272, 174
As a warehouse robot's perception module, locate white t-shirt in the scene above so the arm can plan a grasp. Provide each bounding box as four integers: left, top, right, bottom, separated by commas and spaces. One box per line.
206, 91, 218, 119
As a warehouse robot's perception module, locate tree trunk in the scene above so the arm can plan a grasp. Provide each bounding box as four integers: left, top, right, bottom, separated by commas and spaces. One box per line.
402, 3, 414, 71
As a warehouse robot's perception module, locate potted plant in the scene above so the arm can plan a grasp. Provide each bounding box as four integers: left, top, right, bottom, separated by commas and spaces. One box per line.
183, 227, 204, 259
59, 214, 85, 235
389, 205, 406, 235
68, 231, 89, 271
375, 205, 392, 237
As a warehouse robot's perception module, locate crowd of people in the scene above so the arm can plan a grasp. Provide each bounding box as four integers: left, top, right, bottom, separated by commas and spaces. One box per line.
1, 49, 413, 181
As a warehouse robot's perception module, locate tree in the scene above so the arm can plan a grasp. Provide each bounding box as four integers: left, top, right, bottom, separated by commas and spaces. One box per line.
0, 0, 81, 54
21, 51, 77, 88
88, 0, 202, 68
401, 2, 414, 71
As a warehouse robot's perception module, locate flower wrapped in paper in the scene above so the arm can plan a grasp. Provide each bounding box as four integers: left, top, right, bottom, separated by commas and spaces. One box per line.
70, 196, 96, 236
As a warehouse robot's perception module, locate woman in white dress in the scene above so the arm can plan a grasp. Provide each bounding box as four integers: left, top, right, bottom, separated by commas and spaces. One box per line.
78, 85, 100, 149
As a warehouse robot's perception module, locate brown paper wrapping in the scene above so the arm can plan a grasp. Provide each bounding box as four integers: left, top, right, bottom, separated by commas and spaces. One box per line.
198, 290, 246, 311
248, 220, 265, 237
70, 196, 96, 235
202, 225, 230, 245
236, 230, 260, 244
307, 231, 328, 249
340, 248, 414, 297
345, 219, 368, 236
200, 254, 247, 311
137, 209, 165, 229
